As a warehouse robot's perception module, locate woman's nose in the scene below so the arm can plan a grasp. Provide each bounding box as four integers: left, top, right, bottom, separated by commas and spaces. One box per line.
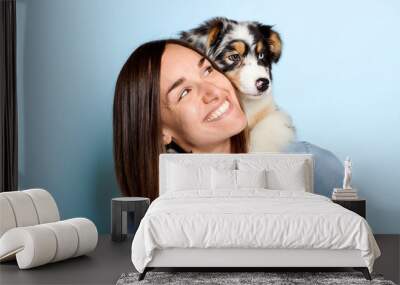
200, 84, 220, 104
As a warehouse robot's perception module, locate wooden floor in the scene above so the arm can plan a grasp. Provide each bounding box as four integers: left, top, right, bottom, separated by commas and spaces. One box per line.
374, 234, 400, 284
0, 234, 399, 284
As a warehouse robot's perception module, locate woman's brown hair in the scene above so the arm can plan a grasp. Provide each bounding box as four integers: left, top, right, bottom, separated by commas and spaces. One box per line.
113, 39, 249, 201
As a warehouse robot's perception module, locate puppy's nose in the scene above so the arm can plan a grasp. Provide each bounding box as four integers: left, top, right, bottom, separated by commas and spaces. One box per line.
255, 78, 270, 92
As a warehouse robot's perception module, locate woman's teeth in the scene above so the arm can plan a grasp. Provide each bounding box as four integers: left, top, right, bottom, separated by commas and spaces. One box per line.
206, 100, 230, 122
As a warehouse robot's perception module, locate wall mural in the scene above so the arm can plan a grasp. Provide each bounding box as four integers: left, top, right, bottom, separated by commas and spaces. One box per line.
113, 17, 343, 201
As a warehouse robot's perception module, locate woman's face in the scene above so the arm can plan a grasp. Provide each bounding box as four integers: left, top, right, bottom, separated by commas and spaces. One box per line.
160, 44, 247, 152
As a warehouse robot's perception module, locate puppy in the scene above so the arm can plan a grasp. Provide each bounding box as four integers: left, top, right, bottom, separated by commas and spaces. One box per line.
179, 17, 295, 152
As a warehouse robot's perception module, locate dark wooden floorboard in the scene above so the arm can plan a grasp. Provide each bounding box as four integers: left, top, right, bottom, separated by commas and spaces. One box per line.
0, 234, 398, 284
374, 234, 400, 284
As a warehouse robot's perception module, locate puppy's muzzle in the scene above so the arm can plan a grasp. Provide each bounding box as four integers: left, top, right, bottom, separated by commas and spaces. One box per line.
256, 78, 270, 92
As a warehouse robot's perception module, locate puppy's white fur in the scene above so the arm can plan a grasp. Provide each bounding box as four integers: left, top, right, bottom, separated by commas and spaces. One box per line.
242, 92, 294, 152
180, 18, 295, 152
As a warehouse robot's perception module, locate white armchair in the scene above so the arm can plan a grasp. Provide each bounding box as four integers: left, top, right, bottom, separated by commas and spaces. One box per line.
0, 189, 98, 269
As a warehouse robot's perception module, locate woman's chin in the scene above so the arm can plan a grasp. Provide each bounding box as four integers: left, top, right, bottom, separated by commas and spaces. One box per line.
225, 110, 248, 132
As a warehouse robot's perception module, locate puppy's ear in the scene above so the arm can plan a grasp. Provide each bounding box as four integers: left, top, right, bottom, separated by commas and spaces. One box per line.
204, 18, 225, 50
179, 17, 228, 54
257, 24, 282, 63
268, 30, 282, 62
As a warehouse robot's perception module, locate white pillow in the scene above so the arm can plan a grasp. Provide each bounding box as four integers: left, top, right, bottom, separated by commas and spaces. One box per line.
166, 162, 212, 191
211, 168, 268, 190
266, 162, 306, 191
211, 168, 237, 190
237, 159, 308, 191
236, 169, 268, 188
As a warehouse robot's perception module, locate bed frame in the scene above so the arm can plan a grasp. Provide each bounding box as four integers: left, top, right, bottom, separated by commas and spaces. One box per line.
140, 248, 371, 280
138, 154, 372, 281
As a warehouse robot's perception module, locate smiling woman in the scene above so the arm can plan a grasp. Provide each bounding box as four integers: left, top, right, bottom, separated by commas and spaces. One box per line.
113, 39, 249, 200
160, 43, 249, 153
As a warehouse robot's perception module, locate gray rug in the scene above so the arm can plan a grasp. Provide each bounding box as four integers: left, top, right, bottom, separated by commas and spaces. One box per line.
116, 271, 396, 285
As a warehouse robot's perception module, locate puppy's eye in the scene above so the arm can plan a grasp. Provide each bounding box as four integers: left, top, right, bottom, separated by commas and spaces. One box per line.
179, 88, 191, 101
258, 53, 264, 60
228, 54, 241, 62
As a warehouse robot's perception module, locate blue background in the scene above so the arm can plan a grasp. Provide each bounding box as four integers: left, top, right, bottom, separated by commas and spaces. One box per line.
16, 0, 400, 234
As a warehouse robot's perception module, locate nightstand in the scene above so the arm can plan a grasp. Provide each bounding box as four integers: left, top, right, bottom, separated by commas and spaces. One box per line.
332, 199, 366, 218
111, 197, 150, 242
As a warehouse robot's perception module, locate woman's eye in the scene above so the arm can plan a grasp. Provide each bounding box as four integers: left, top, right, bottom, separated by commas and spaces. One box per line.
204, 66, 214, 76
228, 54, 241, 62
179, 88, 190, 101
258, 53, 264, 60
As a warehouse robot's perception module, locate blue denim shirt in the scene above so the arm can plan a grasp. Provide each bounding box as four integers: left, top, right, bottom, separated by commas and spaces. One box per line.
283, 141, 344, 197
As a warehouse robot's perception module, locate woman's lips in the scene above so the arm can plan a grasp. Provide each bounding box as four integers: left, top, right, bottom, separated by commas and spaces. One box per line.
205, 98, 233, 122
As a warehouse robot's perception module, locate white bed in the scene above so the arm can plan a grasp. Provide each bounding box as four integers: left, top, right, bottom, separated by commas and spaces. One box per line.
131, 153, 380, 280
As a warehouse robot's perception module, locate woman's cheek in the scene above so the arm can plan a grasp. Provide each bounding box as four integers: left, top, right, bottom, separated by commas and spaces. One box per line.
178, 104, 202, 128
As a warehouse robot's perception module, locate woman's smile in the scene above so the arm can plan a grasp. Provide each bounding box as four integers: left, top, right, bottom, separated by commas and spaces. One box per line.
205, 97, 233, 122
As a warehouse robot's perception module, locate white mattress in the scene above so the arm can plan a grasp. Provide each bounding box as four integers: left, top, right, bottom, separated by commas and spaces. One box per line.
131, 189, 380, 273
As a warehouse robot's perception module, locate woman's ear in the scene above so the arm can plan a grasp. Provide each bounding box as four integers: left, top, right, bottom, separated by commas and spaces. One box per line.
162, 131, 173, 145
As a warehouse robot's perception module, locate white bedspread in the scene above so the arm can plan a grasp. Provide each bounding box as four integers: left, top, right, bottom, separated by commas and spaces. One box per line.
131, 189, 380, 273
